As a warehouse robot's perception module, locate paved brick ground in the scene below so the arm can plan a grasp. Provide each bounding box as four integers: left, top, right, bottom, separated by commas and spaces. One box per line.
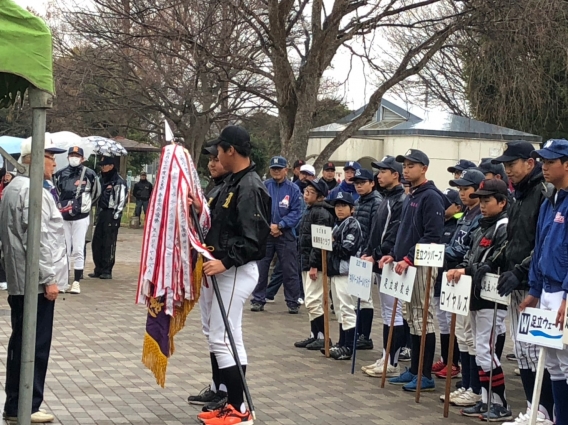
0, 228, 527, 424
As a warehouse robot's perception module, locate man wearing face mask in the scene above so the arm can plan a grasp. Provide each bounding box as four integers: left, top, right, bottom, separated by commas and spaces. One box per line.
54, 147, 101, 294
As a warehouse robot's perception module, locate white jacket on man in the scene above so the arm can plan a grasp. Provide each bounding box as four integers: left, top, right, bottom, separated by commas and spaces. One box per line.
0, 174, 68, 295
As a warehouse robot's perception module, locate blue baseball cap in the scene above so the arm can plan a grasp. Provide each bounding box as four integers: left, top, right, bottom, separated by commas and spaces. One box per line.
396, 149, 430, 166
448, 159, 476, 174
329, 191, 355, 206
372, 155, 403, 175
531, 139, 568, 160
352, 168, 374, 182
343, 161, 361, 171
443, 188, 463, 207
449, 169, 485, 188
269, 156, 288, 169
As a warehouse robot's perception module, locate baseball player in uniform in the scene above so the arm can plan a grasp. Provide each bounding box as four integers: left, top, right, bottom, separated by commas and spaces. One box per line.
195, 126, 271, 425
380, 149, 447, 392
492, 141, 555, 421
520, 139, 568, 425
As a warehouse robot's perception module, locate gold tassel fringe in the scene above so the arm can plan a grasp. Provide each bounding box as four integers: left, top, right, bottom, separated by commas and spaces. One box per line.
142, 332, 168, 388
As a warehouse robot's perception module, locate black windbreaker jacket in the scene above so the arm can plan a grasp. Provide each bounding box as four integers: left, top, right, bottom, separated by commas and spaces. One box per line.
328, 216, 363, 277
299, 201, 335, 271
205, 163, 271, 270
354, 190, 383, 250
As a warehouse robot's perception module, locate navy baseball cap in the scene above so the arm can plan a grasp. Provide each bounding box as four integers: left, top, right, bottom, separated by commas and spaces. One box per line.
449, 169, 485, 188
531, 139, 568, 160
478, 158, 505, 176
202, 145, 218, 156
99, 156, 115, 166
352, 168, 374, 182
444, 188, 463, 206
372, 155, 403, 175
68, 146, 84, 157
492, 141, 535, 163
207, 125, 251, 148
329, 191, 355, 206
269, 156, 288, 169
448, 159, 476, 174
323, 162, 336, 171
305, 178, 329, 197
470, 179, 509, 198
343, 161, 361, 171
396, 149, 430, 166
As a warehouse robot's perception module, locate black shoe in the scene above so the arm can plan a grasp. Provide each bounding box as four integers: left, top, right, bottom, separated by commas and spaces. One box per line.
331, 346, 352, 360
187, 386, 217, 405
506, 353, 516, 362
294, 337, 316, 348
250, 302, 264, 312
320, 343, 341, 355
306, 339, 332, 351
460, 401, 487, 417
288, 306, 299, 314
201, 391, 227, 412
100, 274, 112, 279
356, 335, 374, 350
87, 273, 100, 278
455, 380, 463, 389
480, 404, 513, 422
399, 347, 411, 362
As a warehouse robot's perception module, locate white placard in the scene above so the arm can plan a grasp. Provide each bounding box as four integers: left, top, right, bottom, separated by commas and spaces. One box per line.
311, 225, 333, 251
563, 302, 568, 346
517, 307, 564, 350
347, 257, 373, 300
480, 273, 510, 306
414, 244, 445, 268
439, 273, 472, 316
380, 263, 417, 303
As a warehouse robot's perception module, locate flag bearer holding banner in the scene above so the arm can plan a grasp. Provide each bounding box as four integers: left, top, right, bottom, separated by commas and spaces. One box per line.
519, 139, 568, 425
447, 178, 512, 421
379, 149, 447, 394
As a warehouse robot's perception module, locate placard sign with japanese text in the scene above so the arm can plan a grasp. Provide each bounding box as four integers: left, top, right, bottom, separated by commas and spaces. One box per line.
311, 225, 333, 251
480, 273, 510, 306
414, 244, 445, 268
517, 307, 564, 350
380, 263, 417, 303
439, 273, 471, 316
347, 257, 373, 300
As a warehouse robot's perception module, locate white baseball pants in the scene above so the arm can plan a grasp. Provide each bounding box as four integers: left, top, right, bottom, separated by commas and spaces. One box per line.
407, 266, 437, 335
205, 262, 258, 369
471, 309, 507, 372
303, 271, 324, 321
540, 290, 568, 383
378, 276, 404, 326
510, 289, 540, 371
63, 216, 90, 270
330, 275, 356, 330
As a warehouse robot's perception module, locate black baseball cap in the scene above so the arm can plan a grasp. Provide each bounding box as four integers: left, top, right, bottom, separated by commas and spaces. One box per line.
323, 162, 336, 171
447, 159, 476, 174
202, 145, 218, 156
99, 156, 115, 166
449, 169, 485, 188
470, 179, 509, 198
478, 158, 505, 176
396, 149, 430, 166
492, 141, 535, 163
206, 125, 251, 148
352, 168, 374, 182
293, 159, 306, 169
372, 155, 403, 175
68, 146, 84, 157
444, 188, 463, 206
329, 191, 355, 206
305, 178, 329, 197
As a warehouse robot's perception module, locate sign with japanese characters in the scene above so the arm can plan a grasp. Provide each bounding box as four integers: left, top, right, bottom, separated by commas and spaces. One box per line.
439, 273, 471, 316
563, 302, 568, 346
517, 307, 564, 350
414, 244, 445, 268
311, 225, 333, 251
380, 263, 417, 303
480, 273, 510, 306
347, 257, 373, 300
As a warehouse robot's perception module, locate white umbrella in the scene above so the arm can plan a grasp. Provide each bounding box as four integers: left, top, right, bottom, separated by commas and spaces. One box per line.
82, 136, 128, 157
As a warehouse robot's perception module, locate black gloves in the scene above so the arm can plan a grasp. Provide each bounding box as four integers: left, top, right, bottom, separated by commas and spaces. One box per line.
497, 269, 522, 296
473, 263, 492, 290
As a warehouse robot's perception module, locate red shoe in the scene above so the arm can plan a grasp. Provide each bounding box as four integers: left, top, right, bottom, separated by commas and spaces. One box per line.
435, 365, 461, 379
432, 360, 446, 373
202, 404, 253, 425
198, 406, 229, 423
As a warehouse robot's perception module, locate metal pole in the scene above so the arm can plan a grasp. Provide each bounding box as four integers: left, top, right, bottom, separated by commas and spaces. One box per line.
351, 298, 361, 374
17, 88, 52, 425
190, 205, 256, 419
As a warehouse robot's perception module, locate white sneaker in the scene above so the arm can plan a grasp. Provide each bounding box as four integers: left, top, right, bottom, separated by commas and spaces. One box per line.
0, 281, 7, 290
365, 363, 399, 378
452, 388, 482, 407
298, 298, 304, 305
502, 410, 553, 425
30, 410, 55, 423
361, 357, 384, 372
439, 386, 466, 402
69, 281, 81, 294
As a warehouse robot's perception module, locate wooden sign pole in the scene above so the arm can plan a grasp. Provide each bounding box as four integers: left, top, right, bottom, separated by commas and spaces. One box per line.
322, 250, 330, 358
381, 297, 399, 388
415, 266, 433, 403
443, 313, 457, 417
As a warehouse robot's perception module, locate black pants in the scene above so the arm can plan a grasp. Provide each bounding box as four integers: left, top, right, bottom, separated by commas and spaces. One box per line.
134, 199, 149, 218
4, 294, 55, 416
92, 209, 120, 276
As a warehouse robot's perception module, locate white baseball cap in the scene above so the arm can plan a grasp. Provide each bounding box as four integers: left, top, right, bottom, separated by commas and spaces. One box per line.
300, 164, 316, 176
20, 133, 66, 157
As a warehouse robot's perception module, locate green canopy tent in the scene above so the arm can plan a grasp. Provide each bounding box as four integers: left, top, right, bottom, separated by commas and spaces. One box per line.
0, 2, 54, 424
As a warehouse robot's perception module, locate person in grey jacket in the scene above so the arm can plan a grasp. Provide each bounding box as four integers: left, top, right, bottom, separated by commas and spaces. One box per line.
0, 137, 68, 424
